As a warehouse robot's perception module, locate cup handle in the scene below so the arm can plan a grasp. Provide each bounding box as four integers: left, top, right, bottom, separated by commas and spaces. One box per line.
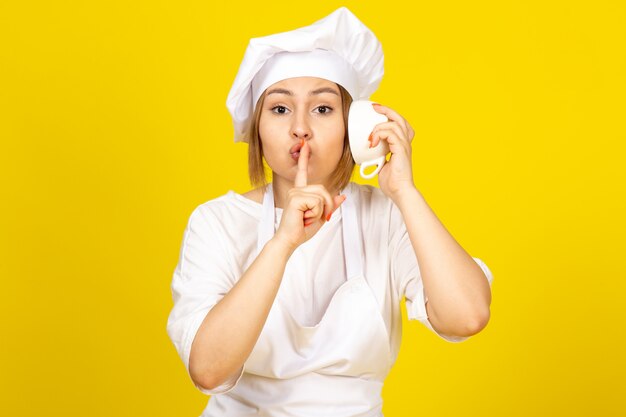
360, 156, 385, 179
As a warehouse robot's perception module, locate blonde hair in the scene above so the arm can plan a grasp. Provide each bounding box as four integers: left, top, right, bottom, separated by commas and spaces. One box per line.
247, 84, 355, 195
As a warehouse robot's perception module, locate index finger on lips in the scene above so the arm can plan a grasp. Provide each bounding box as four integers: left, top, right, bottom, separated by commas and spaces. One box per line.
294, 139, 308, 188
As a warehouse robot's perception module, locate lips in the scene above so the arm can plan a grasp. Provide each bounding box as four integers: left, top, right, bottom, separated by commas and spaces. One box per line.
289, 141, 311, 161
289, 141, 303, 155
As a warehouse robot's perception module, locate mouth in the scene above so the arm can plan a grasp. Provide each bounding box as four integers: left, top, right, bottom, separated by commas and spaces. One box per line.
290, 151, 312, 161
289, 141, 312, 161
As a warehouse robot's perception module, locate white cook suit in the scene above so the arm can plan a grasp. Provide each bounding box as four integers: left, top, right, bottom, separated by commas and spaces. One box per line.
167, 182, 494, 417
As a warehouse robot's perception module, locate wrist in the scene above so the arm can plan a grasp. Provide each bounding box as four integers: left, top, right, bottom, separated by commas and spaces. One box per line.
390, 183, 420, 207
268, 235, 297, 257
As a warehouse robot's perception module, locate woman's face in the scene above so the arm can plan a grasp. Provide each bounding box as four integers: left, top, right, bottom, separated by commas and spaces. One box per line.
258, 76, 345, 188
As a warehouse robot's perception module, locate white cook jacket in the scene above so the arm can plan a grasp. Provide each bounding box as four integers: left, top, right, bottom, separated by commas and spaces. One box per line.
167, 182, 494, 416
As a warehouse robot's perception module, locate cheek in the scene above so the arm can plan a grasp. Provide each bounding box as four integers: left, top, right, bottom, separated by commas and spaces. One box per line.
258, 125, 285, 166
327, 119, 346, 150
258, 118, 278, 149
259, 113, 287, 139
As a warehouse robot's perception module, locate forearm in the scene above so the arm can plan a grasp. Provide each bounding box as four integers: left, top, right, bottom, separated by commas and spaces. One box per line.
189, 237, 294, 390
394, 186, 492, 337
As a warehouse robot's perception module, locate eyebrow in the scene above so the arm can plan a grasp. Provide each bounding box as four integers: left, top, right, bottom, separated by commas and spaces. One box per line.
265, 87, 340, 97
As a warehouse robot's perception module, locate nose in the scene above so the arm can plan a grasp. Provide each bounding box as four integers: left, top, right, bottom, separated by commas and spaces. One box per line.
291, 110, 311, 140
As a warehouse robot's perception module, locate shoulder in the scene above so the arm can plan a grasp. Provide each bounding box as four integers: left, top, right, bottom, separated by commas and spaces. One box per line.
186, 189, 262, 232
241, 187, 264, 204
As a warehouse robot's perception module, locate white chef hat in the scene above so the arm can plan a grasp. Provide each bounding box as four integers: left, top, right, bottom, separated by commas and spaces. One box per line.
226, 7, 384, 143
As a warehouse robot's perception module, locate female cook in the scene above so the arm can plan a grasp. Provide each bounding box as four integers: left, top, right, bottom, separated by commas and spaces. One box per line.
167, 7, 494, 417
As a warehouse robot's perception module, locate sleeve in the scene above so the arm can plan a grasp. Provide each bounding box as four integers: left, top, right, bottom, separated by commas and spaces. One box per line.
389, 203, 494, 343
166, 205, 244, 395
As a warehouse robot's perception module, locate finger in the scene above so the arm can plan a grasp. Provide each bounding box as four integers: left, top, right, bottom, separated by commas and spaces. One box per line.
305, 184, 337, 221
370, 129, 410, 157
370, 129, 400, 149
372, 103, 410, 136
407, 122, 415, 142
299, 193, 324, 221
323, 194, 347, 219
371, 119, 409, 140
333, 194, 347, 212
293, 185, 335, 222
370, 121, 408, 146
289, 189, 323, 221
294, 139, 309, 188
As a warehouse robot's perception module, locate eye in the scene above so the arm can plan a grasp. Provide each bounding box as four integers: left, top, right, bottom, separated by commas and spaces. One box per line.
271, 105, 288, 114
314, 105, 333, 114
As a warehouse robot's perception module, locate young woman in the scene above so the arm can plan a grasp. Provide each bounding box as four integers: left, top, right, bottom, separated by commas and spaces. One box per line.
167, 7, 493, 417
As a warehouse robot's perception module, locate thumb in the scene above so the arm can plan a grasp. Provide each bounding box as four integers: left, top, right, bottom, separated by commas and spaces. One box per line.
330, 194, 347, 217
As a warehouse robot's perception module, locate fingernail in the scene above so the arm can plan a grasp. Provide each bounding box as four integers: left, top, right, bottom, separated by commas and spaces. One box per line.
372, 103, 381, 107
326, 212, 332, 221
368, 133, 372, 142
300, 138, 305, 147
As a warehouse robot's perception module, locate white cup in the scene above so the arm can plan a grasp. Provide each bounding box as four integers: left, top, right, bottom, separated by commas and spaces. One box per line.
348, 100, 390, 179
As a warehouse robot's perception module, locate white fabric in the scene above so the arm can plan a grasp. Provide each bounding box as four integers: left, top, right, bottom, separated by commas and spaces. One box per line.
251, 49, 358, 112
226, 6, 384, 143
166, 182, 494, 414
210, 183, 390, 416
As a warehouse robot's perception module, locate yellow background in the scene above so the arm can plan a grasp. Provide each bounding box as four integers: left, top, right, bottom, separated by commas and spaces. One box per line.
1, 0, 624, 415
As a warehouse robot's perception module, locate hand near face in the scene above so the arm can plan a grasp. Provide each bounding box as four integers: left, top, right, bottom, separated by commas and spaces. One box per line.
369, 104, 417, 200
274, 140, 347, 251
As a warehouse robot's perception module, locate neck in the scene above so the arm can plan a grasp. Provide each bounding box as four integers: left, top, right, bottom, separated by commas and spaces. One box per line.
271, 174, 341, 209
